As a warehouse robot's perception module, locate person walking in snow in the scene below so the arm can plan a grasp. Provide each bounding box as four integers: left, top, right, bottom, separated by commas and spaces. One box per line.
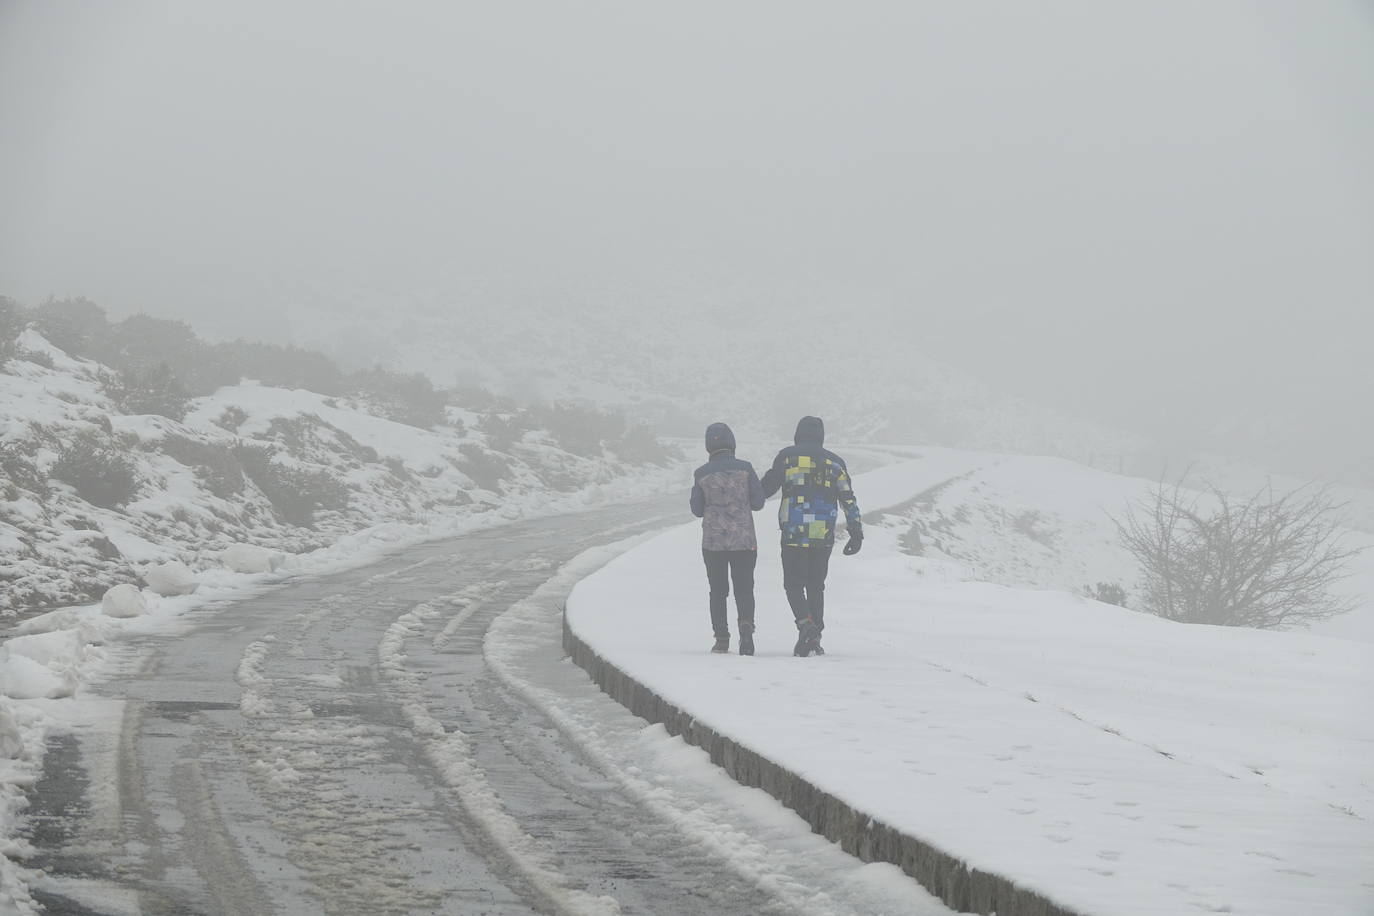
690, 422, 766, 655
760, 416, 862, 657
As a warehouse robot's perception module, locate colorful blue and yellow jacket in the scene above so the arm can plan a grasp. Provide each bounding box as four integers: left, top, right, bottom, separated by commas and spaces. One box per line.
760, 416, 861, 548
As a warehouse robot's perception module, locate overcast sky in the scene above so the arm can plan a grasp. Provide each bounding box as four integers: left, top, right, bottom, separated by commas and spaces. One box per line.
2, 1, 1371, 470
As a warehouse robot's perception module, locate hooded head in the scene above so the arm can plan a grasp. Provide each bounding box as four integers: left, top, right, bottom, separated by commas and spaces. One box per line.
704, 422, 736, 455
794, 416, 825, 446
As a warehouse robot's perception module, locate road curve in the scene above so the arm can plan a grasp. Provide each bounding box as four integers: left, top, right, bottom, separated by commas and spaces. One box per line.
19, 496, 952, 916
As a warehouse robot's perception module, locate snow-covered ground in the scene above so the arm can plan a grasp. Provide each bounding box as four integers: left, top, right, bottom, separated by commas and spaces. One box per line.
567, 451, 1374, 916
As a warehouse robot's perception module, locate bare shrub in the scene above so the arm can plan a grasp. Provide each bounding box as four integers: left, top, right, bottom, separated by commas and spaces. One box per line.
1114, 479, 1361, 629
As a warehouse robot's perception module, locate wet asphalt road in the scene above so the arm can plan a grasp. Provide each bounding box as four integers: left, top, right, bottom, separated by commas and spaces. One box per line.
17, 498, 805, 915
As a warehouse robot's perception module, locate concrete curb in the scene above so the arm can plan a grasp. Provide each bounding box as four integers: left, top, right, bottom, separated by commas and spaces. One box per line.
563, 616, 1090, 916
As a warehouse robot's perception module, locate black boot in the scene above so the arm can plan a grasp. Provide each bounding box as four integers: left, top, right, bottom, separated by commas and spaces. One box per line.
793, 617, 819, 657
711, 635, 730, 654
738, 621, 754, 656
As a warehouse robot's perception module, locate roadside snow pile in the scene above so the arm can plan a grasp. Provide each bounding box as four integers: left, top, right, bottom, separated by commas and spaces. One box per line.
0, 331, 683, 618
99, 583, 149, 619
568, 453, 1374, 916
142, 560, 197, 596
219, 543, 280, 574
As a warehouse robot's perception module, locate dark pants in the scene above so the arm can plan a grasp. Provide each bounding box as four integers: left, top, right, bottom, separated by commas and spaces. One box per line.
781, 545, 832, 631
702, 549, 757, 638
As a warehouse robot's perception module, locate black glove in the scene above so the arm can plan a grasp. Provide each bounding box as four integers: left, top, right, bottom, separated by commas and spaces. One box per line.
842, 523, 863, 555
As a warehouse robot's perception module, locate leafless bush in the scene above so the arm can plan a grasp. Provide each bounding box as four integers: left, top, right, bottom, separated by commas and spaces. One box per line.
1114, 478, 1362, 629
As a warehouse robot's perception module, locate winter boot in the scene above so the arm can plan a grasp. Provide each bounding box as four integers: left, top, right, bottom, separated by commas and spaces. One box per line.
793, 617, 819, 657
738, 621, 754, 657
711, 635, 730, 654
806, 631, 825, 656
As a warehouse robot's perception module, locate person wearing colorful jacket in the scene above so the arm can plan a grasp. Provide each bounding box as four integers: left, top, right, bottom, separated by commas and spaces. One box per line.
760, 416, 862, 656
690, 422, 766, 655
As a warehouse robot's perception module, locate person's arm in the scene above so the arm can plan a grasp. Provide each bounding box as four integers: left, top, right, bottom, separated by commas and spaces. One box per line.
760, 453, 784, 498
748, 465, 765, 511
836, 463, 862, 528
836, 461, 864, 554
690, 477, 705, 518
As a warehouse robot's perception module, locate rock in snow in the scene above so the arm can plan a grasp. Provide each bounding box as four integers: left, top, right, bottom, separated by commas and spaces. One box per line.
101, 583, 149, 618
221, 544, 283, 574
144, 560, 199, 596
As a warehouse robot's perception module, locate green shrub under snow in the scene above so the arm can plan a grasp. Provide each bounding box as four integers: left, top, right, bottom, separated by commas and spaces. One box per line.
105, 362, 192, 421
457, 443, 511, 492
235, 444, 349, 527
349, 367, 449, 430
49, 430, 141, 509
0, 296, 22, 365
159, 434, 247, 499
0, 440, 47, 500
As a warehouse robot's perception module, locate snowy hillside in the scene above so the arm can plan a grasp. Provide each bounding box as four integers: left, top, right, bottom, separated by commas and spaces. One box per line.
568, 456, 1374, 916
0, 328, 683, 618
273, 292, 1157, 475
863, 447, 1374, 642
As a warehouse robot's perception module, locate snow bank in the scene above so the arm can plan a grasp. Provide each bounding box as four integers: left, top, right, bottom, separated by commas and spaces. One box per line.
0, 652, 76, 701
143, 560, 198, 596
99, 583, 149, 619
220, 544, 281, 575
567, 454, 1374, 916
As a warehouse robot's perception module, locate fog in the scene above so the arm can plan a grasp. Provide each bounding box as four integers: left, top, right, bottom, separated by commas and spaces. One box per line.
2, 1, 1372, 476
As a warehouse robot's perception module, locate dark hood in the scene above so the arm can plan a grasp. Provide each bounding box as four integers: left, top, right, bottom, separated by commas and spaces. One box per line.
704, 422, 736, 454
794, 416, 825, 446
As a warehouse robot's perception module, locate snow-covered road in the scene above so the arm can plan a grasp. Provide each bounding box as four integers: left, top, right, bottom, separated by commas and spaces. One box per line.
17, 499, 952, 916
